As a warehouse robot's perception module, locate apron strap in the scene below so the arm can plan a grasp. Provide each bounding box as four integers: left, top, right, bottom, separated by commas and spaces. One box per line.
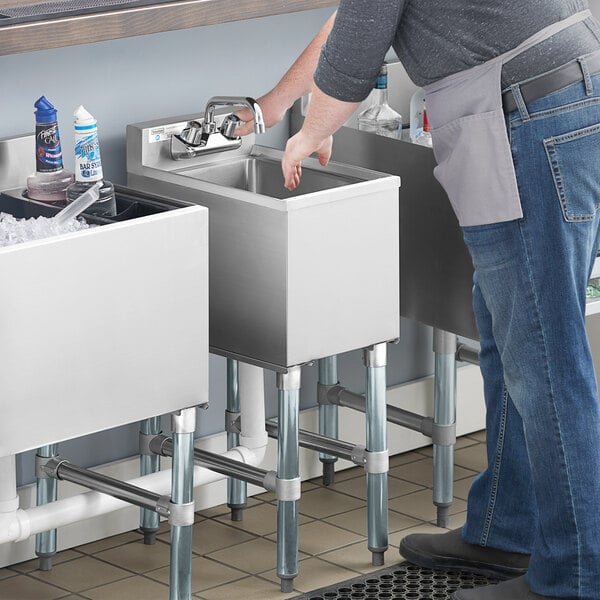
502, 9, 592, 64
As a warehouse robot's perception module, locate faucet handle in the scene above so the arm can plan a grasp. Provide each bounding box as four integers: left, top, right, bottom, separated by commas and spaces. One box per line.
220, 114, 241, 140
222, 104, 265, 136
178, 121, 204, 146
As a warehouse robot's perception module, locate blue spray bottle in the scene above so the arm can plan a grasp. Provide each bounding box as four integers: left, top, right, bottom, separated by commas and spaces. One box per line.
26, 96, 74, 205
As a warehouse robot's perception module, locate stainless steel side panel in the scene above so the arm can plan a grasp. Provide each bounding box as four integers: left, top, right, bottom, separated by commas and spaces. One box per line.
0, 205, 209, 456
292, 109, 478, 341
287, 191, 399, 364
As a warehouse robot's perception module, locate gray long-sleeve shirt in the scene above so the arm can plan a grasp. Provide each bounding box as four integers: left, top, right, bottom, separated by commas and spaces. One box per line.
314, 0, 600, 102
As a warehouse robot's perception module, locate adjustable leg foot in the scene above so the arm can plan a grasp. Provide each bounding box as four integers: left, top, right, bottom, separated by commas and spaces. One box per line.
281, 577, 294, 593
142, 529, 158, 545
436, 504, 451, 528
322, 460, 335, 487
37, 554, 54, 572
371, 550, 385, 567
230, 505, 245, 522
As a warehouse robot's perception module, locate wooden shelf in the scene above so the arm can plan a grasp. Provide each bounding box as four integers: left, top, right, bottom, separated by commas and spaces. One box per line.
0, 0, 337, 56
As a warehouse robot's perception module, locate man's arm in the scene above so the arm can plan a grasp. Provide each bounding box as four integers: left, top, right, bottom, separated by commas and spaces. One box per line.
282, 0, 405, 189
235, 12, 337, 135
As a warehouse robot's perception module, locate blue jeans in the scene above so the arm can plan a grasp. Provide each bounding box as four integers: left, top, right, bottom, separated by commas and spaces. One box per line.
461, 65, 600, 599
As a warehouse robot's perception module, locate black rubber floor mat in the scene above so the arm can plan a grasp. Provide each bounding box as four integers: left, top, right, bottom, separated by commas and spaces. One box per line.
292, 562, 499, 599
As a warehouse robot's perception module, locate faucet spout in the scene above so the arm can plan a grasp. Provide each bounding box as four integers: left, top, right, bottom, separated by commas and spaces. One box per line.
204, 96, 265, 135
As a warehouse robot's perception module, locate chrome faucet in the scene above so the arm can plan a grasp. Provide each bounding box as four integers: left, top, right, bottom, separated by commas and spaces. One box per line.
204, 96, 265, 136
171, 96, 265, 160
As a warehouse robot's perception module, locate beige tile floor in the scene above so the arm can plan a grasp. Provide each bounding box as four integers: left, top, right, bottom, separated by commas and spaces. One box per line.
0, 431, 485, 600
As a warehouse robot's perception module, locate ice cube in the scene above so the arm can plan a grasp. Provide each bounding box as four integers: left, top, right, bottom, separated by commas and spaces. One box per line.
0, 213, 92, 248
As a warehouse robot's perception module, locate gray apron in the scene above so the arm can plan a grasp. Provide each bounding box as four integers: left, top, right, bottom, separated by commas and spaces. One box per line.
424, 10, 592, 227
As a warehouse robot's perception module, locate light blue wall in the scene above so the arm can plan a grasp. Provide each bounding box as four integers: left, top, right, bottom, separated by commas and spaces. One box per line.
1, 8, 434, 486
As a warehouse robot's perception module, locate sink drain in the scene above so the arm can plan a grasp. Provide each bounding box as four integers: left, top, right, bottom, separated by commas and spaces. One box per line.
294, 562, 499, 600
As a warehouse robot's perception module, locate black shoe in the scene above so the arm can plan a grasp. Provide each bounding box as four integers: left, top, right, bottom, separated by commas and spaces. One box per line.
399, 528, 530, 580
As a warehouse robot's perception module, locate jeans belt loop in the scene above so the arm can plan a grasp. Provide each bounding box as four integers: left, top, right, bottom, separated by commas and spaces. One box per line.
578, 55, 594, 96
502, 49, 600, 113
509, 84, 530, 121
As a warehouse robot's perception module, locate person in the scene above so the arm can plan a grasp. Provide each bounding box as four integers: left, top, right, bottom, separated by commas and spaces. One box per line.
236, 2, 600, 599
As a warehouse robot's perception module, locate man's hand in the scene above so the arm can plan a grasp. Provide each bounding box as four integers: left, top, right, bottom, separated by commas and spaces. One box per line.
281, 86, 359, 191
234, 89, 291, 136
282, 131, 332, 191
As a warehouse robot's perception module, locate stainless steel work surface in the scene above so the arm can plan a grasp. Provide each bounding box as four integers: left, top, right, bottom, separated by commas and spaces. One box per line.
127, 114, 400, 371
0, 136, 209, 457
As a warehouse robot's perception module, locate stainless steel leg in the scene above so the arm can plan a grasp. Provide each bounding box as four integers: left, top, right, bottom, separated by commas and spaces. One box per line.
364, 344, 389, 566
227, 358, 247, 521
169, 407, 196, 600
433, 328, 457, 527
35, 443, 58, 571
276, 366, 301, 593
318, 355, 338, 486
140, 416, 161, 544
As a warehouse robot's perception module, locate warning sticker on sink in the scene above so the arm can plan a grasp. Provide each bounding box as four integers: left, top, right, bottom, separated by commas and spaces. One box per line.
149, 125, 182, 143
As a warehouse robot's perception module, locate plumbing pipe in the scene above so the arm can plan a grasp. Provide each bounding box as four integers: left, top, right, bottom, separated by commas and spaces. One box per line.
0, 447, 260, 546
225, 361, 268, 521
238, 362, 268, 464
0, 456, 21, 544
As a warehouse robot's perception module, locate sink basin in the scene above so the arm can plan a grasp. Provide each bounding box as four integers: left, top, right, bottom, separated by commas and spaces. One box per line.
127, 114, 400, 371
179, 155, 361, 199
0, 135, 209, 456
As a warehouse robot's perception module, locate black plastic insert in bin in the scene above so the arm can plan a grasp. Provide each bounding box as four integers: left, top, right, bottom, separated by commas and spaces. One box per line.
0, 184, 189, 225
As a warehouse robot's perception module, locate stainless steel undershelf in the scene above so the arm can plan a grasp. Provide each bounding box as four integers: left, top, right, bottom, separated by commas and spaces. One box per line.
0, 0, 338, 56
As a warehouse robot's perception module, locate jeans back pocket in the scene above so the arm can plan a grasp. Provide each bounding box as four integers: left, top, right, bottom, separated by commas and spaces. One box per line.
544, 122, 600, 222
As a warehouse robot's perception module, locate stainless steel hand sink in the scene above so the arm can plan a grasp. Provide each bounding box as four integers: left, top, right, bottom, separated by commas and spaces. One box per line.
127, 114, 400, 371
179, 155, 361, 198
0, 134, 209, 457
